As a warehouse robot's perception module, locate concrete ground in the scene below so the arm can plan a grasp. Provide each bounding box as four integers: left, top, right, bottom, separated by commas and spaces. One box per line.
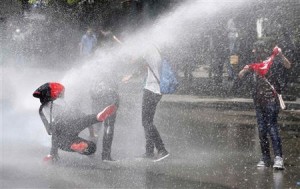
1, 94, 300, 189
1, 67, 300, 188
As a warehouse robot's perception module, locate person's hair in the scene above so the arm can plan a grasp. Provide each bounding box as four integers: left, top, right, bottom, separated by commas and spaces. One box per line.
253, 37, 276, 54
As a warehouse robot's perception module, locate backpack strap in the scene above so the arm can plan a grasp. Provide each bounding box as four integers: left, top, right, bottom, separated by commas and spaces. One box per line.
263, 77, 286, 109
145, 44, 162, 85
147, 63, 160, 85
263, 77, 278, 95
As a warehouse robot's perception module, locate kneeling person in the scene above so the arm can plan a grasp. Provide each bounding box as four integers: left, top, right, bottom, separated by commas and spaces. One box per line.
33, 82, 117, 161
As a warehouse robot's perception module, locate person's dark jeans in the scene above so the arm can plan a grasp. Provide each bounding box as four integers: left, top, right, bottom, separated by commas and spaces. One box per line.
255, 100, 282, 162
52, 114, 98, 153
91, 90, 119, 159
142, 89, 165, 154
101, 112, 117, 158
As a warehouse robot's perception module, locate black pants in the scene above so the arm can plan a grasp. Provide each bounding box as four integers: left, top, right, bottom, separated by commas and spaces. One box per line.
52, 114, 98, 153
91, 89, 119, 159
142, 89, 165, 154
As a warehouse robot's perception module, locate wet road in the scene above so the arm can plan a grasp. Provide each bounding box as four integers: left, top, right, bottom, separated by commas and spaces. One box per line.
1, 68, 300, 189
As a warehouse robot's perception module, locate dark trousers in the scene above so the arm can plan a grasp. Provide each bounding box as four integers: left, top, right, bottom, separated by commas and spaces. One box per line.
53, 114, 98, 153
142, 89, 165, 154
255, 100, 282, 161
91, 90, 119, 158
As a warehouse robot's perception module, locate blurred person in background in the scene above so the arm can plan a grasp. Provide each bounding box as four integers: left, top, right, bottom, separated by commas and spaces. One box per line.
79, 27, 98, 137
79, 27, 97, 58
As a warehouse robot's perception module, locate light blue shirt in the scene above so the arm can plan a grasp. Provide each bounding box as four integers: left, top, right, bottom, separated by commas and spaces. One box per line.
81, 34, 97, 55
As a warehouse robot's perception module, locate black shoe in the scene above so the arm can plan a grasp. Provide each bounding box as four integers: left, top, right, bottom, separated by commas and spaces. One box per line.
154, 150, 169, 162
102, 156, 116, 162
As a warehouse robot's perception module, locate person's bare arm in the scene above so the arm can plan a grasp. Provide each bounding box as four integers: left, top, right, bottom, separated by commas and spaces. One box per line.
274, 46, 292, 69
79, 42, 83, 55
50, 133, 59, 160
39, 104, 52, 135
280, 53, 292, 69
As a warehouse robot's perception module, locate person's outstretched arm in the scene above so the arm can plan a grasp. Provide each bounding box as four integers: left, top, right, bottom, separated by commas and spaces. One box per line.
39, 104, 51, 135
238, 65, 251, 79
273, 46, 292, 69
42, 119, 60, 162
279, 51, 292, 69
49, 131, 59, 160
43, 120, 60, 162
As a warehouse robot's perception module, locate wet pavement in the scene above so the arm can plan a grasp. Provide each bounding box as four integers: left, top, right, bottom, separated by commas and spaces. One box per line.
1, 68, 300, 188
2, 95, 300, 188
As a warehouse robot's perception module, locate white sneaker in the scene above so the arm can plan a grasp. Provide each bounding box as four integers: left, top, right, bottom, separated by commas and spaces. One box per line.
257, 159, 271, 167
257, 160, 266, 167
153, 150, 169, 162
273, 156, 284, 170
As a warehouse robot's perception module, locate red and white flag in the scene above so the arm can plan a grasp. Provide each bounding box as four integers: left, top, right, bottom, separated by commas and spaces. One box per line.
243, 46, 281, 77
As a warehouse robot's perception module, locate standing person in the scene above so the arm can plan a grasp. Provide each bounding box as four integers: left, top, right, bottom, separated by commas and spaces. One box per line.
226, 18, 239, 80
90, 73, 120, 161
211, 21, 229, 86
123, 44, 169, 162
79, 28, 97, 57
33, 82, 117, 161
238, 39, 292, 169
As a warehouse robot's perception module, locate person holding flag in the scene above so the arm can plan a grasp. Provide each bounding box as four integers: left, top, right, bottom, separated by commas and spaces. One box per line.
238, 39, 292, 170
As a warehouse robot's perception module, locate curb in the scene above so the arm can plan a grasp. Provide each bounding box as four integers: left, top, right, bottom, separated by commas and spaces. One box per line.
161, 95, 300, 111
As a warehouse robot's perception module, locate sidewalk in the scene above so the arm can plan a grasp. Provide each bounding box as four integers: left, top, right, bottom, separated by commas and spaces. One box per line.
161, 94, 300, 114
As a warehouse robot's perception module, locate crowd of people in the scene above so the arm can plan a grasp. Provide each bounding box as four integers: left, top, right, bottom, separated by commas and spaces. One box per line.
33, 26, 294, 170
35, 28, 170, 163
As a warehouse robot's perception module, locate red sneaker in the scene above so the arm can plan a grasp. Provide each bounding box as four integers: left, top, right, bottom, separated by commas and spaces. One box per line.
96, 104, 117, 122
70, 141, 88, 153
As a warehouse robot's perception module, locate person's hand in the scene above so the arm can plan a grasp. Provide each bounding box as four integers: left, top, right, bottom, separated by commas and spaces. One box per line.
272, 46, 282, 56
122, 75, 132, 83
43, 154, 59, 162
43, 154, 53, 162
